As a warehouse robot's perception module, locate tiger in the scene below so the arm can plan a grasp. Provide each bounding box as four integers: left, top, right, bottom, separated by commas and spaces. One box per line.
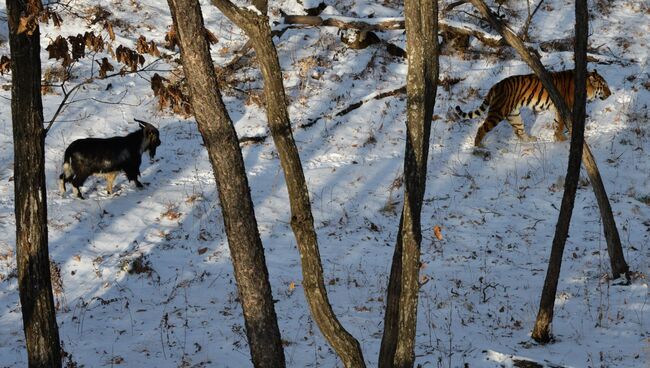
455, 69, 612, 147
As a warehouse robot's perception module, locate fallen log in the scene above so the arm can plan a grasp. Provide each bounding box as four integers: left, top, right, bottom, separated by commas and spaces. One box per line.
281, 14, 506, 48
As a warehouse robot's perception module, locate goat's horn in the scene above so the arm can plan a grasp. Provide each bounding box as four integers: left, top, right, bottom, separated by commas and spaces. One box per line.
134, 118, 151, 127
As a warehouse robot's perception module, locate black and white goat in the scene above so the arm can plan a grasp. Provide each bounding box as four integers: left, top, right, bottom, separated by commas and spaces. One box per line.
59, 119, 162, 199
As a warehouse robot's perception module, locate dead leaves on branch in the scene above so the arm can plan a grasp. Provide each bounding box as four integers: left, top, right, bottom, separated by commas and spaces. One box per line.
45, 32, 106, 67
17, 2, 61, 36
0, 56, 11, 75
164, 27, 179, 50
164, 26, 218, 51
115, 45, 145, 72
17, 14, 39, 36
68, 34, 86, 60
136, 36, 161, 57
85, 32, 105, 53
95, 58, 114, 78
46, 36, 72, 66
151, 73, 192, 116
39, 8, 62, 27
104, 22, 116, 41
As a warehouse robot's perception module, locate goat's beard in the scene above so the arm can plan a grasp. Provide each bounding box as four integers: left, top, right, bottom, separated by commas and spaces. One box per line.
148, 146, 157, 162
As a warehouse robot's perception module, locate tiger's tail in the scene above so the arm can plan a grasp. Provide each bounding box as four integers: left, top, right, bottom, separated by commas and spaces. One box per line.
455, 98, 489, 120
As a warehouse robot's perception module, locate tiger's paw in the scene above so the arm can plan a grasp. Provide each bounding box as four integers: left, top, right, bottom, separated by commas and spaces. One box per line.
554, 132, 568, 142
525, 135, 538, 142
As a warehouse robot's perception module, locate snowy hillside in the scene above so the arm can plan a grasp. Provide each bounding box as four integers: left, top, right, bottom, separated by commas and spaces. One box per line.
0, 0, 648, 367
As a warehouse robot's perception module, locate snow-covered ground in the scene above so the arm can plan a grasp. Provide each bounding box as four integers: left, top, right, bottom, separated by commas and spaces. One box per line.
0, 0, 648, 367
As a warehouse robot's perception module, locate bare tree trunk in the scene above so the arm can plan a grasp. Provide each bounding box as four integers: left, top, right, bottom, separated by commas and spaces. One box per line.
166, 0, 286, 366
379, 1, 439, 367
468, 0, 628, 279
210, 2, 366, 366
7, 0, 61, 366
531, 0, 587, 343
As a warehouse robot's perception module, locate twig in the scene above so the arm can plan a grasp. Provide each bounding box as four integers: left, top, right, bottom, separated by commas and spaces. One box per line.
43, 57, 164, 135
519, 0, 545, 42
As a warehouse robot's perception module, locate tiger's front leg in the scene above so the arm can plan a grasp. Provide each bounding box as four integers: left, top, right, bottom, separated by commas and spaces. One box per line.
553, 112, 568, 141
508, 114, 537, 142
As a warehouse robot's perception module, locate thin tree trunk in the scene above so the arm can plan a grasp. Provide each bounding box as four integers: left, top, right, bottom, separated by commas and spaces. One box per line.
468, 0, 628, 279
531, 0, 587, 343
379, 1, 439, 367
166, 0, 286, 366
210, 1, 366, 366
7, 0, 62, 366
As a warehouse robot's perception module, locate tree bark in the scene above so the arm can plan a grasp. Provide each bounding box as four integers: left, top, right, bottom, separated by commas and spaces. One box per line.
468, 0, 628, 279
379, 1, 439, 367
210, 2, 366, 367
166, 0, 286, 366
7, 0, 62, 366
531, 0, 587, 344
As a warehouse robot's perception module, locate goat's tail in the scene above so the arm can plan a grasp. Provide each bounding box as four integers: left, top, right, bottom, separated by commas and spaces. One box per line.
455, 98, 489, 120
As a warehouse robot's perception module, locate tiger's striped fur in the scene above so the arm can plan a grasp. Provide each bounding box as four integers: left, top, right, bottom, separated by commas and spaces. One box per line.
455, 69, 611, 147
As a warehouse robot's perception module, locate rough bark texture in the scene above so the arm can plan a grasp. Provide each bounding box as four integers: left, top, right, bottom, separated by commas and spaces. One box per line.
379, 1, 439, 367
211, 1, 366, 366
7, 0, 62, 366
468, 0, 629, 279
166, 0, 286, 366
531, 0, 587, 344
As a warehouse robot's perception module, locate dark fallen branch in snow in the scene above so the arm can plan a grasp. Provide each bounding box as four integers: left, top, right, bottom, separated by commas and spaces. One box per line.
539, 38, 635, 66
282, 14, 405, 32
239, 85, 408, 144
299, 85, 407, 129
335, 85, 406, 117
238, 134, 267, 144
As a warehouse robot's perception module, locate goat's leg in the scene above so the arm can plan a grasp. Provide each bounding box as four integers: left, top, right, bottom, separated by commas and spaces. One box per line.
124, 167, 144, 188
59, 161, 74, 195
71, 175, 88, 199
103, 172, 118, 195
58, 174, 66, 195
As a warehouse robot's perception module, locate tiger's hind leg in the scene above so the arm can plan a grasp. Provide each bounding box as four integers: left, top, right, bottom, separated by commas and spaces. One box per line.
507, 113, 537, 142
474, 110, 504, 147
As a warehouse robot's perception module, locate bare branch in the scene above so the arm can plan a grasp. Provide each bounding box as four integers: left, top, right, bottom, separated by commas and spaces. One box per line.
44, 57, 165, 135
519, 0, 544, 41
444, 0, 471, 12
